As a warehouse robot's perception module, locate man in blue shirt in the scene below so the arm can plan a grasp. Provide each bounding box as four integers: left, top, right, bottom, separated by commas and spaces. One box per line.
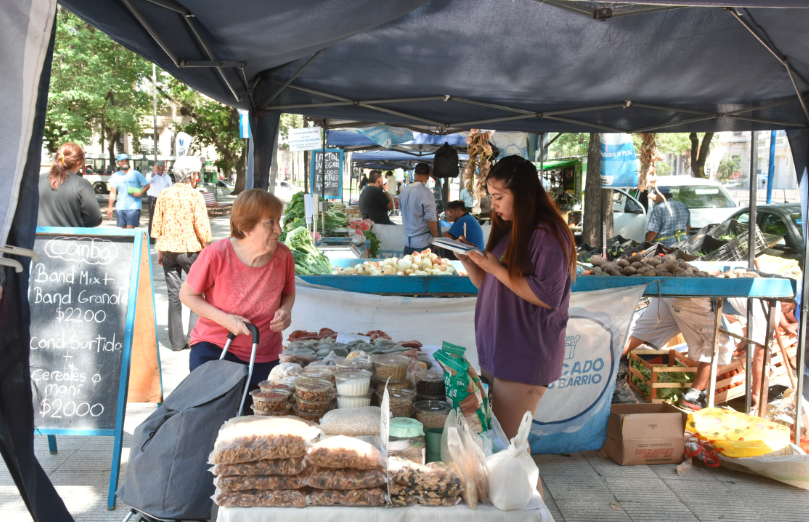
398, 162, 439, 255
107, 153, 150, 228
645, 186, 690, 247
444, 200, 485, 251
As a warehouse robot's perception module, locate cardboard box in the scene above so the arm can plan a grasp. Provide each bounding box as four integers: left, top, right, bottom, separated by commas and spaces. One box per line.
601, 403, 685, 466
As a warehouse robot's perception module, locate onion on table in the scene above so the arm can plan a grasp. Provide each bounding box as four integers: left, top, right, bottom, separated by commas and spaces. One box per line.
332, 249, 456, 276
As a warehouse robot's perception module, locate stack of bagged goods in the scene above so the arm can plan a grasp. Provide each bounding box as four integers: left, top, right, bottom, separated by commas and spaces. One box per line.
434, 342, 490, 433
335, 369, 373, 408
306, 436, 387, 506
293, 379, 335, 423
209, 417, 321, 508
388, 457, 463, 507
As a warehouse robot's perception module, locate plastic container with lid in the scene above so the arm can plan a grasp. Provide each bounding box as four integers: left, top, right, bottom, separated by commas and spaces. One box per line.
414, 370, 445, 398
296, 379, 334, 402
299, 367, 336, 383
292, 405, 325, 423
258, 380, 294, 393
413, 400, 452, 429
337, 358, 374, 373
249, 389, 290, 411
251, 404, 291, 417
294, 393, 333, 414
376, 378, 411, 393
335, 370, 372, 396
373, 354, 410, 381
336, 391, 373, 409
388, 417, 426, 465
376, 388, 416, 418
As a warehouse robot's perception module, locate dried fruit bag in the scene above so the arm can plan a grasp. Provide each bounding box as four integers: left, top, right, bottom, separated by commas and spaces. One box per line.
686, 407, 790, 458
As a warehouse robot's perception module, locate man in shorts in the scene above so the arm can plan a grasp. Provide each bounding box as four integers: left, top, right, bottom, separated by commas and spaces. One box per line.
623, 298, 734, 411
107, 153, 150, 228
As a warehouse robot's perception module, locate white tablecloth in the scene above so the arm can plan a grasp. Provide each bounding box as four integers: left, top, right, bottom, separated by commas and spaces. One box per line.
218, 492, 554, 522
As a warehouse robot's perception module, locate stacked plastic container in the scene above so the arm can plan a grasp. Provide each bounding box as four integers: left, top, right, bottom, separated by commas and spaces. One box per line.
335, 370, 373, 408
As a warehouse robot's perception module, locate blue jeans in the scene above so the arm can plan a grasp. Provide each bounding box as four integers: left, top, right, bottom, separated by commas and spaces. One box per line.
189, 341, 279, 414
116, 209, 141, 227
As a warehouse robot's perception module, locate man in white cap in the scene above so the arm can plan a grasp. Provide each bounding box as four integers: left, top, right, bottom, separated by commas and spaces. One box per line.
146, 160, 173, 243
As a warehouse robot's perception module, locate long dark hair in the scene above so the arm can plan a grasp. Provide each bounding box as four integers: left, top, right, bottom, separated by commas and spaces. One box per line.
49, 143, 85, 190
485, 155, 576, 280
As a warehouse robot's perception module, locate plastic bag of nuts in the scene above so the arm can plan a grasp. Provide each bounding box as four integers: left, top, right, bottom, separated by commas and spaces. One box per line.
307, 435, 386, 470
208, 417, 321, 464
308, 487, 387, 507
307, 467, 387, 490
214, 471, 310, 491
212, 487, 308, 507
209, 457, 307, 477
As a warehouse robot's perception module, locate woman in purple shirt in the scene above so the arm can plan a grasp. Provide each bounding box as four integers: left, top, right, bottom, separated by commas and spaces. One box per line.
456, 156, 576, 441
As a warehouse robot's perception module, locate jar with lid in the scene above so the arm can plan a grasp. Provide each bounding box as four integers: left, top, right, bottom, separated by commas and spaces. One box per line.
388, 418, 426, 465
414, 370, 445, 399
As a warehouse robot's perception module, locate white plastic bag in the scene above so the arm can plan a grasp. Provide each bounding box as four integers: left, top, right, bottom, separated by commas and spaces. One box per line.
485, 411, 539, 511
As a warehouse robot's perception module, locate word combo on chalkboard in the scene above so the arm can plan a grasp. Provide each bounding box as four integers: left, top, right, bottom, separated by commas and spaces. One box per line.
311, 148, 343, 199
30, 227, 161, 509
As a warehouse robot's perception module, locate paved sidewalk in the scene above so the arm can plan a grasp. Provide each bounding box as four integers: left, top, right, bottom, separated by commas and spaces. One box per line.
3, 213, 809, 521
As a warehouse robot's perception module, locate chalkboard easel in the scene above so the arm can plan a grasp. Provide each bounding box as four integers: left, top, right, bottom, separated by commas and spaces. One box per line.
310, 148, 343, 199
30, 227, 162, 510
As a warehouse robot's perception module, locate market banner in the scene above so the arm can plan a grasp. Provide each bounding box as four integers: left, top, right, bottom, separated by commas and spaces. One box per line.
491, 131, 530, 160
530, 285, 645, 454
355, 126, 414, 149
599, 133, 638, 188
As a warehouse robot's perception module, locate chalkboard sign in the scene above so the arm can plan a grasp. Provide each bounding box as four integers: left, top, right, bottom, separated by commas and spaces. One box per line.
30, 233, 135, 430
311, 149, 343, 199
30, 227, 161, 509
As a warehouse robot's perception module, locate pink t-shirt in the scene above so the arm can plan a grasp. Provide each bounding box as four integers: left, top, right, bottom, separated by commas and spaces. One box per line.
186, 239, 295, 363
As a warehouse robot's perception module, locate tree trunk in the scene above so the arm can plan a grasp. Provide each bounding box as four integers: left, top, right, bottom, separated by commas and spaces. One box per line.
234, 142, 247, 194
268, 148, 278, 194
582, 133, 613, 248
689, 132, 715, 178
107, 130, 120, 172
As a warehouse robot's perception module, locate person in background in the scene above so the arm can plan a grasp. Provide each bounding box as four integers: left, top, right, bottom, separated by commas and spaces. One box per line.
107, 153, 150, 228
455, 156, 575, 469
430, 175, 445, 215
645, 186, 690, 246
359, 174, 369, 190
37, 143, 102, 228
358, 170, 393, 224
152, 156, 212, 351
146, 160, 173, 244
385, 171, 397, 195
399, 162, 439, 255
444, 200, 485, 251
459, 184, 476, 210
180, 190, 295, 411
478, 186, 492, 220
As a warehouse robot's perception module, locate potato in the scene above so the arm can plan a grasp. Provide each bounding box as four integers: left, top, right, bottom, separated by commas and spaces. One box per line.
654, 269, 670, 277
695, 271, 707, 277
623, 266, 637, 275
628, 253, 644, 264
590, 255, 606, 266
617, 259, 630, 268
631, 261, 643, 269
648, 257, 662, 267
677, 259, 687, 268
663, 262, 679, 273
602, 262, 619, 272
662, 254, 677, 264
605, 268, 623, 276
674, 268, 688, 277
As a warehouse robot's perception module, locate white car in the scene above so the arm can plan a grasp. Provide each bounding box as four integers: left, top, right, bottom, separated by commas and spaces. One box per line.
612, 176, 739, 243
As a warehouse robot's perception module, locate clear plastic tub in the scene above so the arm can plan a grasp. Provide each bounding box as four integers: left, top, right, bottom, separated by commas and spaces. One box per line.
337, 391, 373, 409
376, 388, 417, 418
413, 400, 452, 429
337, 358, 374, 374
249, 389, 291, 411
373, 354, 410, 381
258, 380, 294, 394
251, 404, 291, 417
294, 393, 334, 414
299, 367, 336, 383
335, 370, 372, 396
295, 379, 333, 402
293, 405, 326, 423
377, 379, 411, 393
414, 370, 445, 398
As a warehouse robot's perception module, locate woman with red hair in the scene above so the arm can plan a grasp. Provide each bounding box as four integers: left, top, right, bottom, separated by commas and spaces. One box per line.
37, 143, 102, 228
456, 155, 576, 442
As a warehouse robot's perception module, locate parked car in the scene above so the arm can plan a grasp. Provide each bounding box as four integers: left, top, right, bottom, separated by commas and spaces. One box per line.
727, 203, 804, 261
611, 176, 739, 243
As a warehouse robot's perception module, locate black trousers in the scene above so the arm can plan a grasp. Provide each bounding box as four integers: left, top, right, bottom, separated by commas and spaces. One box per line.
147, 196, 157, 241
162, 252, 200, 350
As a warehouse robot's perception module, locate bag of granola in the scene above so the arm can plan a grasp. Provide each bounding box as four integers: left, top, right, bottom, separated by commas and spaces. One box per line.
208, 416, 321, 464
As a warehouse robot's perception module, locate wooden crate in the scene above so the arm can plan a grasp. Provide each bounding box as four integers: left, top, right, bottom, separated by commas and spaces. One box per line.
628, 339, 798, 404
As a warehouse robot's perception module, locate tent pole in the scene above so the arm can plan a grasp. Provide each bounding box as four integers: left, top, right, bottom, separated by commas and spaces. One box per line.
767, 131, 777, 204
259, 50, 325, 109
746, 131, 758, 413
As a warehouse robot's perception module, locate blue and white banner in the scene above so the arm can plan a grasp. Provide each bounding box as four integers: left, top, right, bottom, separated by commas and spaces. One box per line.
600, 133, 638, 188
490, 131, 530, 160
356, 126, 414, 149
238, 109, 250, 139
530, 285, 645, 454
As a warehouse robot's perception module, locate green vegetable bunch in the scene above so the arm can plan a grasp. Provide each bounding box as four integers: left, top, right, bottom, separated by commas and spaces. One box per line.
283, 192, 349, 232
364, 230, 380, 258
283, 226, 332, 275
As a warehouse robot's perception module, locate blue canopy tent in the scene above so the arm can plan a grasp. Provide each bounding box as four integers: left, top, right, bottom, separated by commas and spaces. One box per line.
5, 2, 809, 517
327, 129, 468, 153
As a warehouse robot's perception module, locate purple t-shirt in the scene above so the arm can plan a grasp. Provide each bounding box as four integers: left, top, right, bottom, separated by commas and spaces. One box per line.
474, 225, 572, 386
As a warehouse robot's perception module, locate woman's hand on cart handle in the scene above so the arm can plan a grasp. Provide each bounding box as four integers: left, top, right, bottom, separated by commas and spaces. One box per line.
224, 314, 252, 337
270, 308, 292, 332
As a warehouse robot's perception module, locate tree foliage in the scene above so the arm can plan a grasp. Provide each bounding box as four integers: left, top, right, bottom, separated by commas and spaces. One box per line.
46, 8, 152, 167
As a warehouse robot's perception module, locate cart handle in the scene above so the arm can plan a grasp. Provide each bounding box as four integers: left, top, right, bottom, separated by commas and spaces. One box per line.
227, 323, 259, 346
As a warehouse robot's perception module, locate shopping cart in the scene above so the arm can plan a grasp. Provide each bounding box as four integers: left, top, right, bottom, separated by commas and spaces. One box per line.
119, 325, 259, 522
